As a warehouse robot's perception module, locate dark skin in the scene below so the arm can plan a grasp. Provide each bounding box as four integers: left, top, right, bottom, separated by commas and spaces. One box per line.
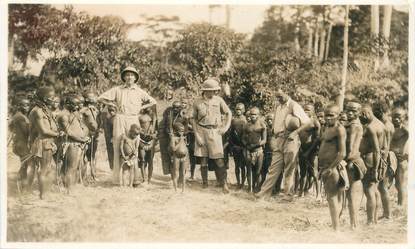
169, 126, 188, 193
11, 99, 33, 192
29, 89, 61, 199
298, 104, 321, 199
81, 93, 100, 182
241, 108, 266, 193
318, 105, 346, 231
373, 108, 394, 219
390, 109, 408, 206
359, 106, 387, 224
344, 103, 364, 229
100, 104, 117, 169
120, 127, 140, 187
230, 104, 247, 189
181, 100, 197, 181
139, 112, 157, 183
58, 97, 90, 193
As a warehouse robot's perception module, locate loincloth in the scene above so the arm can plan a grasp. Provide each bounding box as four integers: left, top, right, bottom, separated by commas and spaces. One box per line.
346, 157, 367, 181
121, 158, 136, 168
361, 152, 387, 183
140, 133, 154, 152
319, 161, 349, 191
30, 137, 57, 158
245, 147, 263, 165
386, 151, 398, 176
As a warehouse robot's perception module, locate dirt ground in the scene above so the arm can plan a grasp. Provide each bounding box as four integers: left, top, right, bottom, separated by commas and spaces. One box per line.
6, 135, 407, 243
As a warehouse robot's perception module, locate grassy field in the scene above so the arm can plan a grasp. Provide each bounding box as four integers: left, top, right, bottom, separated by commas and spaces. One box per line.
6, 137, 407, 243
6, 100, 407, 243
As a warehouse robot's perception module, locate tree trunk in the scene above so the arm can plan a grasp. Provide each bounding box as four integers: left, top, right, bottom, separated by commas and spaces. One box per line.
371, 5, 380, 71
314, 22, 319, 57
307, 26, 313, 58
324, 23, 332, 60
318, 27, 326, 62
381, 5, 392, 68
8, 35, 14, 70
294, 23, 301, 52
337, 5, 349, 111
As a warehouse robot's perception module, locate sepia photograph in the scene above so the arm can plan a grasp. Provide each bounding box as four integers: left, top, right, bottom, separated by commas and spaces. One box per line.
1, 1, 413, 247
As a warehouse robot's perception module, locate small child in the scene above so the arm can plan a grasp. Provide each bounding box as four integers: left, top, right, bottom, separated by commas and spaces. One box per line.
119, 124, 140, 187
169, 122, 189, 192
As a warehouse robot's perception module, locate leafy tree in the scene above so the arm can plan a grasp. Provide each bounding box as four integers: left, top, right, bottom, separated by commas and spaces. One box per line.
168, 23, 245, 94
8, 4, 65, 68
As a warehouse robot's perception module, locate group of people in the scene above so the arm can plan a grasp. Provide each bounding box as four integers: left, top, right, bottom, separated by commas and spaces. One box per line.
9, 66, 408, 231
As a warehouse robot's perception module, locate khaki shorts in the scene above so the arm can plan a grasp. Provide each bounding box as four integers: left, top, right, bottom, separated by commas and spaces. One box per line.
194, 126, 224, 159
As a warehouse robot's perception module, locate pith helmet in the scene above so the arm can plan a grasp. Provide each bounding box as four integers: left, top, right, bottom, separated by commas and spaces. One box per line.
121, 66, 139, 83
201, 78, 221, 91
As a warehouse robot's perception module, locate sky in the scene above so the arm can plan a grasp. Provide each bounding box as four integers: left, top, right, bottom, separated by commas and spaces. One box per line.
23, 4, 269, 75
56, 4, 269, 40
26, 4, 409, 75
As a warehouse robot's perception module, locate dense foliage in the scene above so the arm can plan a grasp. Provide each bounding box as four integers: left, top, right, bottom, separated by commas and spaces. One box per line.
8, 4, 408, 113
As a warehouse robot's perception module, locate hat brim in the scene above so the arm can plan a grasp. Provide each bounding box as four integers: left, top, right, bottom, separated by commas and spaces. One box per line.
201, 87, 221, 91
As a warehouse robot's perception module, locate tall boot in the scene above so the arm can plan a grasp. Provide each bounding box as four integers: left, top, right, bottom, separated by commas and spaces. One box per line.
201, 166, 208, 188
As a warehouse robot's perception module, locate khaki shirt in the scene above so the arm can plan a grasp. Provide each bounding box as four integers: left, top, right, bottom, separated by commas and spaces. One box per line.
193, 95, 230, 127
98, 85, 156, 115
272, 98, 310, 135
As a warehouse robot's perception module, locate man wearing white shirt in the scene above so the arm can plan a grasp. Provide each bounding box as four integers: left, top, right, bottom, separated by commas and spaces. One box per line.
98, 67, 157, 186
256, 89, 312, 201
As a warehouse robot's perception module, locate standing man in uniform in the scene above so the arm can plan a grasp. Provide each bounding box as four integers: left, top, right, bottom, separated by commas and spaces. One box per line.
192, 78, 232, 193
98, 67, 157, 186
28, 86, 61, 199
255, 89, 311, 201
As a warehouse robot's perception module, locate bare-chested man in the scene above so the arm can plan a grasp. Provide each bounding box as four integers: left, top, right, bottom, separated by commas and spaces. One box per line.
344, 102, 366, 229
229, 103, 247, 189
359, 104, 387, 224
373, 101, 396, 219
390, 107, 408, 206
138, 109, 157, 184
28, 86, 61, 199
100, 104, 117, 170
241, 107, 267, 192
58, 95, 90, 193
81, 92, 100, 182
373, 101, 395, 149
10, 98, 33, 192
318, 104, 347, 231
298, 104, 321, 198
